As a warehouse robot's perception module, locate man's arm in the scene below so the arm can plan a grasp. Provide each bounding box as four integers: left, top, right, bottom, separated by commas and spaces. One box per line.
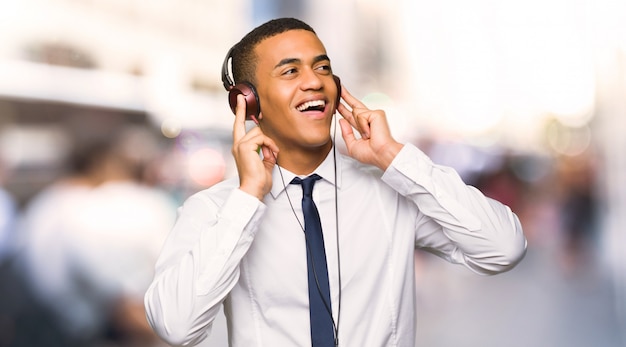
383, 144, 526, 274
145, 88, 280, 347
144, 188, 264, 346
338, 85, 526, 274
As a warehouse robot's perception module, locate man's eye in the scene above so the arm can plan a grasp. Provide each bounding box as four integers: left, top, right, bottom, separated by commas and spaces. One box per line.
283, 68, 297, 75
316, 65, 332, 73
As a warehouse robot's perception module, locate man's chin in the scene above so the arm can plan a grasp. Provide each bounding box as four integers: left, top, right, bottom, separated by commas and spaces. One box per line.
303, 137, 333, 151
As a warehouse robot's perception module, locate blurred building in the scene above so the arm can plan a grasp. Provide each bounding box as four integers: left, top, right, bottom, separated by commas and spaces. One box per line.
0, 0, 412, 205
1, 0, 624, 197
0, 0, 254, 205
0, 0, 625, 345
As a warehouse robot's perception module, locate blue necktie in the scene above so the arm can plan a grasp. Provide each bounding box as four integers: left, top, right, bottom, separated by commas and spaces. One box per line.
291, 174, 335, 346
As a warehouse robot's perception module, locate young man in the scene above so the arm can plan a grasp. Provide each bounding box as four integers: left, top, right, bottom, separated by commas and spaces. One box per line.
144, 18, 527, 347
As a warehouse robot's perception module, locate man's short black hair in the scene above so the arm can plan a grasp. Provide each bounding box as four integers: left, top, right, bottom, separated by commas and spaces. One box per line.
232, 18, 316, 85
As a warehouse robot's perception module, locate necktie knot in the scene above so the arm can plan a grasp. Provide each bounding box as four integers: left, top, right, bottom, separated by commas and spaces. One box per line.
291, 174, 322, 198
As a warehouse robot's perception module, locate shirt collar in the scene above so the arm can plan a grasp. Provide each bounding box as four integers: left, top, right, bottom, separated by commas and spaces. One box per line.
269, 146, 342, 200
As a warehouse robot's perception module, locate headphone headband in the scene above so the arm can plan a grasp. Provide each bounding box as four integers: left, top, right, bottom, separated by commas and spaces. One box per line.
221, 45, 235, 91
222, 44, 260, 120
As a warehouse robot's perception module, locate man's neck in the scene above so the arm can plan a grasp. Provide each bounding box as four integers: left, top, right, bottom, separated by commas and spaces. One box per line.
275, 142, 332, 176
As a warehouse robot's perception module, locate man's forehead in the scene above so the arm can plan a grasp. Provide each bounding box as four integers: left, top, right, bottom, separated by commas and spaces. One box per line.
254, 30, 328, 65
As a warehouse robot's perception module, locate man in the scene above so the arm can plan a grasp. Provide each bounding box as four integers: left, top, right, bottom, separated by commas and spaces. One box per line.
144, 17, 526, 347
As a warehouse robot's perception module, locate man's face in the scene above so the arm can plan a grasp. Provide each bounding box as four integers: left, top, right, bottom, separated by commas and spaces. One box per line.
253, 29, 339, 153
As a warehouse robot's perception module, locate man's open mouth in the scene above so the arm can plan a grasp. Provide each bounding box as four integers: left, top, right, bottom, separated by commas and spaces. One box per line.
296, 100, 326, 112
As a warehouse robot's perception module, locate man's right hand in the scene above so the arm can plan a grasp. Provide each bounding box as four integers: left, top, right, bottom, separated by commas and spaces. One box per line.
231, 94, 279, 201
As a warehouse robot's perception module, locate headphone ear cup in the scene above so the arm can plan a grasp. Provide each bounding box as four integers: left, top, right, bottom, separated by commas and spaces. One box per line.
333, 75, 342, 111
228, 82, 260, 120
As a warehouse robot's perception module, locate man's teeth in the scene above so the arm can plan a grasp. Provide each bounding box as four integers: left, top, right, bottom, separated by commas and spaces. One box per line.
296, 100, 325, 112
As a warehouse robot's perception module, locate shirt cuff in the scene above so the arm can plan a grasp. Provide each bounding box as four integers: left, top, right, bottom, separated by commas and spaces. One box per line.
381, 143, 434, 195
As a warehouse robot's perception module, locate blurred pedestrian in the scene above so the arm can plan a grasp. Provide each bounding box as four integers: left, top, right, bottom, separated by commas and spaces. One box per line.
0, 174, 16, 264
16, 127, 176, 347
556, 152, 599, 273
0, 155, 18, 346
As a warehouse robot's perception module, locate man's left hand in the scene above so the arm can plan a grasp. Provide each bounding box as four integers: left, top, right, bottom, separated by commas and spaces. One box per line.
337, 85, 404, 171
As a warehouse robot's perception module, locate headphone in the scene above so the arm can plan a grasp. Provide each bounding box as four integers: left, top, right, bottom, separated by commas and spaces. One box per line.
221, 45, 342, 121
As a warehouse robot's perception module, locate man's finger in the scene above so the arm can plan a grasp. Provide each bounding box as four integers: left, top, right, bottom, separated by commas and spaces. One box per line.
339, 118, 357, 149
232, 94, 247, 142
240, 127, 280, 158
337, 103, 357, 129
261, 146, 277, 165
341, 86, 367, 110
355, 112, 371, 139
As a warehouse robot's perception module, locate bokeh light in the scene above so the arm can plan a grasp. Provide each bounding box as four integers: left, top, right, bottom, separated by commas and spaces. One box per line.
187, 148, 226, 187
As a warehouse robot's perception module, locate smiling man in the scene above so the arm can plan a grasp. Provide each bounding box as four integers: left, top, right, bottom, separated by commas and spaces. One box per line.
144, 18, 527, 347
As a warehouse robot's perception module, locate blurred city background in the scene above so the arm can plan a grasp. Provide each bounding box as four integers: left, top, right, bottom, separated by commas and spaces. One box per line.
0, 0, 625, 346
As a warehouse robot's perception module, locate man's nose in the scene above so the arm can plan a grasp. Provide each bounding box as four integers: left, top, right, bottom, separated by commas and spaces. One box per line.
300, 68, 323, 90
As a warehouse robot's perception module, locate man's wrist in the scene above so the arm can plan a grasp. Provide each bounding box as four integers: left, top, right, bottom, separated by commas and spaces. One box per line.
377, 142, 404, 171
239, 183, 265, 201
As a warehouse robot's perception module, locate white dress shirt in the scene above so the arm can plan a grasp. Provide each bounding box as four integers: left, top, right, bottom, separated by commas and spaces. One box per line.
145, 143, 527, 347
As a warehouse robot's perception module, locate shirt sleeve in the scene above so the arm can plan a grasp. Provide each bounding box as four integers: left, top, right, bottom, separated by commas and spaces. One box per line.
382, 144, 527, 275
144, 188, 265, 346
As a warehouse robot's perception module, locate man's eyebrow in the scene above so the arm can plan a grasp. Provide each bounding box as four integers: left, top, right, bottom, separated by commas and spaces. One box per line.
274, 54, 331, 69
313, 54, 331, 64
274, 58, 300, 69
